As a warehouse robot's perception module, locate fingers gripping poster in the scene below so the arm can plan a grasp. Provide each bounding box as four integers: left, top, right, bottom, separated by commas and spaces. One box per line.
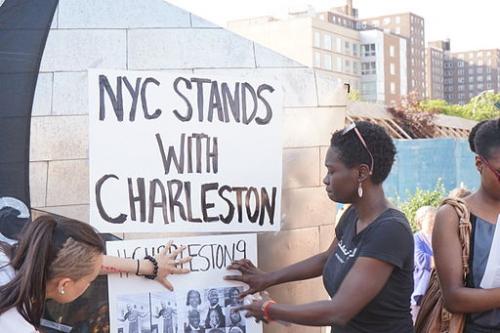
106, 234, 260, 333
89, 70, 283, 233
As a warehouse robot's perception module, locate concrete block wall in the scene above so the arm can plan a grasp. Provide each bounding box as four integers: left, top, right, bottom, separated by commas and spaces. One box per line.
29, 1, 347, 332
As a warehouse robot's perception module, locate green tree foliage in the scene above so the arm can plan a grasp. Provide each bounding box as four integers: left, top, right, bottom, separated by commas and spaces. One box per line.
422, 92, 500, 121
398, 180, 446, 232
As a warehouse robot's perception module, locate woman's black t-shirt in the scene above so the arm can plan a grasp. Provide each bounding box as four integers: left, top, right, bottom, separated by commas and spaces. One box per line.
323, 206, 415, 333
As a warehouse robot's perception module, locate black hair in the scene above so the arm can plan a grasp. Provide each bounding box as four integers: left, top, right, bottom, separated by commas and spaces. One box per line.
330, 121, 396, 184
468, 118, 500, 158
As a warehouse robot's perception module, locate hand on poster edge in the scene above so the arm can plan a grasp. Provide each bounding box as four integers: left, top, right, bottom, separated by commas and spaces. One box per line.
224, 259, 270, 298
234, 291, 273, 323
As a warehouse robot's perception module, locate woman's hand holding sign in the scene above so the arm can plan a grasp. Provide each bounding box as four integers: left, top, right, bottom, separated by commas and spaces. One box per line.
153, 241, 192, 291
225, 259, 271, 298
101, 240, 192, 291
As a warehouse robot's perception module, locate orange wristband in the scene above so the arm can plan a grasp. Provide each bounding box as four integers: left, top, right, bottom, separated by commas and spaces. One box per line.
262, 300, 276, 322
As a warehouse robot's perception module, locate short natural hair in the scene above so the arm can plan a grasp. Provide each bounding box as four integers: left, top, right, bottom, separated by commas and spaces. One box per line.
330, 121, 396, 184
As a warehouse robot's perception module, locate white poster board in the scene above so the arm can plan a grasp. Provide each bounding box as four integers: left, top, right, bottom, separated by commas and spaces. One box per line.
89, 70, 282, 233
480, 214, 500, 289
106, 234, 260, 333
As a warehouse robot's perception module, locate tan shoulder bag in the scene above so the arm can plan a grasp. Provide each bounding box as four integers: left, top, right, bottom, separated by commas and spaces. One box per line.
414, 198, 472, 333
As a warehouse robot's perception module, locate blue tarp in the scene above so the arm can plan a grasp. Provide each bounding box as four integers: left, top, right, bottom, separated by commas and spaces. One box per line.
384, 138, 479, 201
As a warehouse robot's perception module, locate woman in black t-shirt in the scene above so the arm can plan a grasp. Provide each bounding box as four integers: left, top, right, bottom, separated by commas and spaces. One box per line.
225, 121, 414, 332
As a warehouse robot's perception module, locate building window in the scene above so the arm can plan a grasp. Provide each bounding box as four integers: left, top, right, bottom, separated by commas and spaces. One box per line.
477, 83, 484, 90
390, 82, 396, 94
395, 16, 401, 24
367, 43, 376, 56
390, 45, 395, 57
457, 69, 464, 76
337, 57, 343, 71
395, 27, 401, 34
344, 59, 351, 72
353, 62, 359, 74
457, 60, 464, 67
469, 84, 474, 90
372, 19, 380, 26
314, 31, 321, 48
361, 81, 377, 99
319, 14, 325, 20
477, 75, 484, 82
361, 61, 376, 75
469, 68, 474, 75
487, 83, 493, 89
477, 67, 483, 74
344, 41, 351, 55
314, 52, 321, 67
322, 54, 331, 70
323, 34, 332, 50
336, 38, 342, 52
458, 85, 465, 91
487, 75, 492, 81
353, 43, 359, 56
383, 17, 391, 25
390, 63, 396, 75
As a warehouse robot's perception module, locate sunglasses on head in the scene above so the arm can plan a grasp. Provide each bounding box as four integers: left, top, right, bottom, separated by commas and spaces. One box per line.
480, 155, 500, 183
342, 123, 374, 175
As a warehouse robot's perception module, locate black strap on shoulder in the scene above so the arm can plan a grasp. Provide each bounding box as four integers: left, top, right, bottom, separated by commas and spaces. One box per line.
466, 214, 477, 288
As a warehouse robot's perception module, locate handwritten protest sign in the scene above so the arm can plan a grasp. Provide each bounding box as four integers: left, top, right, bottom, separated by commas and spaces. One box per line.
106, 234, 261, 333
89, 70, 283, 233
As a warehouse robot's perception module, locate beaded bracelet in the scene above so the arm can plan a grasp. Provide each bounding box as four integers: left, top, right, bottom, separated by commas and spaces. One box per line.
143, 255, 159, 280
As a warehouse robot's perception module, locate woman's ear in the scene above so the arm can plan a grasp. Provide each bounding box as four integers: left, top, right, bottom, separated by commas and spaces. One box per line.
56, 277, 72, 295
358, 164, 371, 182
475, 155, 483, 173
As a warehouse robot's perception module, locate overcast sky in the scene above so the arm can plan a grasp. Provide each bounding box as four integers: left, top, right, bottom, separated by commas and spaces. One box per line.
166, 0, 499, 52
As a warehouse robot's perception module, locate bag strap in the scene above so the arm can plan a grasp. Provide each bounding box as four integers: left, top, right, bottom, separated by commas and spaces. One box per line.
441, 197, 472, 281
